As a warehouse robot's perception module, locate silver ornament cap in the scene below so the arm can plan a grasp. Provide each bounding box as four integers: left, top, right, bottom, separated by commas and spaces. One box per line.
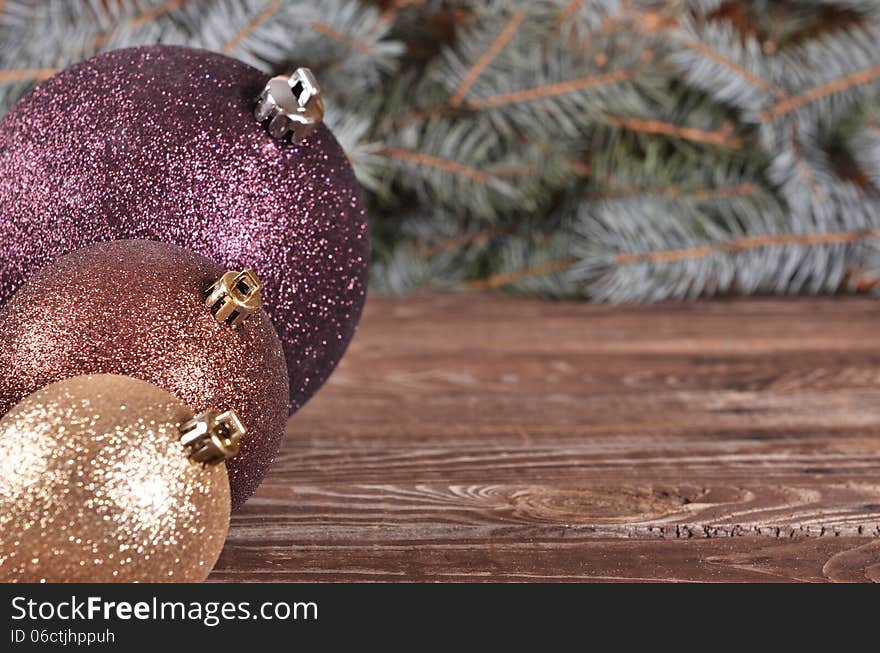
255, 68, 324, 143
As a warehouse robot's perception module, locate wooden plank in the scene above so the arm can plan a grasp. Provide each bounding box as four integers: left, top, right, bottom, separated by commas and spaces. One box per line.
210, 295, 880, 582
212, 538, 880, 583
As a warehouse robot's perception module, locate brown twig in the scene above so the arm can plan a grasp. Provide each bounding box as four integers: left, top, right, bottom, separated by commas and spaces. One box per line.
556, 0, 582, 26
450, 9, 527, 107
0, 69, 57, 83
845, 267, 880, 291
459, 227, 880, 288
467, 257, 577, 289
585, 182, 757, 201
760, 64, 880, 121
371, 0, 427, 33
616, 229, 880, 265
312, 21, 372, 53
467, 67, 640, 110
131, 0, 192, 28
419, 226, 510, 257
493, 164, 539, 178
680, 37, 787, 99
91, 0, 194, 50
605, 115, 742, 147
381, 147, 490, 182
221, 1, 281, 54
789, 120, 826, 204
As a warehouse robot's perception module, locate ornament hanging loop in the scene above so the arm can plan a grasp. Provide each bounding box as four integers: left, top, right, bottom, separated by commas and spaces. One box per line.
205, 269, 263, 329
180, 409, 246, 465
254, 68, 324, 143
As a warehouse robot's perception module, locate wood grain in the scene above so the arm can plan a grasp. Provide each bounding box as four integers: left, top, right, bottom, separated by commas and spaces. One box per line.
210, 295, 880, 582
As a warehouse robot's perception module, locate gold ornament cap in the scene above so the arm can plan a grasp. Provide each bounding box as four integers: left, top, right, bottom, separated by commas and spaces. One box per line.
205, 269, 263, 329
254, 68, 324, 142
180, 409, 246, 465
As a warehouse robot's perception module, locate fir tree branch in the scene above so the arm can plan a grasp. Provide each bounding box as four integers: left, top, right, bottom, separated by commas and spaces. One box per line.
131, 0, 194, 28
467, 257, 577, 290
0, 68, 56, 82
221, 1, 281, 54
789, 121, 827, 204
585, 181, 757, 201
312, 20, 373, 53
615, 229, 880, 265
450, 9, 526, 107
850, 107, 880, 188
604, 115, 742, 147
91, 0, 195, 50
466, 67, 641, 110
493, 163, 539, 178
679, 36, 788, 98
556, 0, 583, 25
419, 226, 510, 257
142, 0, 192, 27
380, 146, 491, 182
372, 4, 404, 33
3, 0, 879, 301
760, 63, 880, 120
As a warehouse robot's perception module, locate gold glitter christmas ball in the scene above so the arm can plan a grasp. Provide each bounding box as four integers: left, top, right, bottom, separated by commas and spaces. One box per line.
0, 375, 231, 583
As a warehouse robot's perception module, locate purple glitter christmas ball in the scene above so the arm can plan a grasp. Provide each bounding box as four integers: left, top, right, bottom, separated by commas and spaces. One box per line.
0, 46, 369, 414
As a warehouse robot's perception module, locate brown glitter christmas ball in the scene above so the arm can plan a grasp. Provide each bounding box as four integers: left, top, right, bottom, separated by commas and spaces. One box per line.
0, 375, 230, 583
0, 240, 288, 510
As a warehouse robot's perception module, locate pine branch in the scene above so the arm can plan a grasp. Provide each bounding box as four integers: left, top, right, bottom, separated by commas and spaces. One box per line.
465, 67, 642, 111
380, 146, 494, 183
678, 34, 787, 99
418, 225, 510, 258
603, 115, 742, 147
2, 0, 880, 302
670, 17, 784, 117
220, 1, 282, 54
585, 181, 757, 201
371, 208, 498, 294
760, 63, 880, 121
850, 106, 880, 188
90, 0, 194, 50
128, 0, 192, 27
615, 229, 880, 265
449, 8, 526, 107
311, 20, 374, 53
0, 68, 56, 82
375, 116, 572, 220
467, 256, 576, 290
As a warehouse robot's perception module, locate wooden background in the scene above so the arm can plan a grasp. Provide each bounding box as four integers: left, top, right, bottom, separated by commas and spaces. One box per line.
210, 294, 880, 582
